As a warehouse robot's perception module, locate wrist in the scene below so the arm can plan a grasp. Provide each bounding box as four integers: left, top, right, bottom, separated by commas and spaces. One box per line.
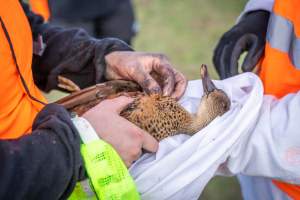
71, 114, 140, 199
72, 115, 100, 143
104, 51, 133, 80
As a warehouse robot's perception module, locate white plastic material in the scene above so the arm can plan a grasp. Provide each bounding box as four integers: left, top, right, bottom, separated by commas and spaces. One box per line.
72, 116, 100, 143
129, 72, 264, 200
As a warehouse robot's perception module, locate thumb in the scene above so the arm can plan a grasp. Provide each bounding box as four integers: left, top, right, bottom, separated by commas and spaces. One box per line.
241, 34, 264, 72
242, 46, 264, 72
103, 96, 134, 113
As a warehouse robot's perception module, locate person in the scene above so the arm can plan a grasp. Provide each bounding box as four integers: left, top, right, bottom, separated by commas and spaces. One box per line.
29, 0, 137, 45
0, 1, 187, 199
28, 0, 50, 21
213, 0, 300, 199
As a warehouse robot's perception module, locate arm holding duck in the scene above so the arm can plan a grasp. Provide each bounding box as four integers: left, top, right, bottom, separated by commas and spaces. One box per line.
22, 2, 187, 98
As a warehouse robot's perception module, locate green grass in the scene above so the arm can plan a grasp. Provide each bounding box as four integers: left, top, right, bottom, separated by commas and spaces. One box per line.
133, 0, 246, 80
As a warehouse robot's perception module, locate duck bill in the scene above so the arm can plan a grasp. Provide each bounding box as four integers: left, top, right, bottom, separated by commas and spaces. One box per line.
200, 64, 217, 95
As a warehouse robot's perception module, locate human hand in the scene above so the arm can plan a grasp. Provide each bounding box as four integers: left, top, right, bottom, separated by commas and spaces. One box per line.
105, 51, 187, 100
213, 11, 270, 79
82, 96, 158, 167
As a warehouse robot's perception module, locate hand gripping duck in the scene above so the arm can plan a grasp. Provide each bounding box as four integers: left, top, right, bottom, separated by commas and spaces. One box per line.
56, 64, 230, 141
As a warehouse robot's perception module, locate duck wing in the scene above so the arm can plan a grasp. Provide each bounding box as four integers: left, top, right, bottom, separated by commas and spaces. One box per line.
55, 80, 141, 116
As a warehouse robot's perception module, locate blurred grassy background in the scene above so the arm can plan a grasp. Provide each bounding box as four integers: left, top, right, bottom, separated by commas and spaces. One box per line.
133, 0, 246, 80
46, 0, 247, 199
132, 0, 246, 199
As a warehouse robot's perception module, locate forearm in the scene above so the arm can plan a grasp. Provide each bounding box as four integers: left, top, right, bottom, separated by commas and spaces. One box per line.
22, 2, 132, 92
0, 104, 85, 200
224, 92, 300, 184
34, 28, 132, 92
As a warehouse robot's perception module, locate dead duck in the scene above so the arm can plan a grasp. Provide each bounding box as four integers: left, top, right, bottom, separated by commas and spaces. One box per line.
56, 64, 231, 141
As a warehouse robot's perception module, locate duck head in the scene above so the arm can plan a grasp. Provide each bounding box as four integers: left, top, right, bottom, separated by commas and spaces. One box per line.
192, 64, 231, 130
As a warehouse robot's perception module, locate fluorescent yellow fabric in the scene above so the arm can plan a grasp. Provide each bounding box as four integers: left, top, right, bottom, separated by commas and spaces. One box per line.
75, 140, 140, 200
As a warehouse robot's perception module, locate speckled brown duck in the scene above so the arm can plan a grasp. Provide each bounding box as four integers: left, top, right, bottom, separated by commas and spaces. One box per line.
56, 64, 231, 141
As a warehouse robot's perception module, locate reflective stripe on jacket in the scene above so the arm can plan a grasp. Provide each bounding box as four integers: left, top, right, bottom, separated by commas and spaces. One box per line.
260, 0, 300, 98
0, 0, 46, 139
259, 0, 300, 198
28, 0, 50, 21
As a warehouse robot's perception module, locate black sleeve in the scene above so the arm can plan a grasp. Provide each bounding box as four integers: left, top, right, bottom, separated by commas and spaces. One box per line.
21, 2, 132, 92
0, 104, 85, 200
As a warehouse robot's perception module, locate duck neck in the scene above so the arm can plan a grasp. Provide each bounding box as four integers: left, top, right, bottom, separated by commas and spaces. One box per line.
186, 101, 214, 134
188, 115, 210, 134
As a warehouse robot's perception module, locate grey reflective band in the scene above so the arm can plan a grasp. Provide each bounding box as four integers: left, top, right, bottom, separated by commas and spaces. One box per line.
266, 13, 300, 69
290, 33, 300, 69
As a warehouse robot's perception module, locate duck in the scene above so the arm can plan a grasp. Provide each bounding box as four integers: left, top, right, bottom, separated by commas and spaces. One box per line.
56, 64, 231, 141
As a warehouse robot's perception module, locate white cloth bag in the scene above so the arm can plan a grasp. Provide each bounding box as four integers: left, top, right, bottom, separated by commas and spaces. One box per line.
129, 72, 264, 200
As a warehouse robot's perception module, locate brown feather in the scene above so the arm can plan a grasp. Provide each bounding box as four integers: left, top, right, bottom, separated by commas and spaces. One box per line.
56, 65, 231, 141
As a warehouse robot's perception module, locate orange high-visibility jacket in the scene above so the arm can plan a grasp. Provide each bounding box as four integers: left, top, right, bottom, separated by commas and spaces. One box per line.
28, 0, 50, 21
0, 0, 46, 139
259, 0, 300, 198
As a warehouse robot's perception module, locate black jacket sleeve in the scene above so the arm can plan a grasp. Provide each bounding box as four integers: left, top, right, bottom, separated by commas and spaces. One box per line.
0, 104, 85, 200
21, 2, 132, 92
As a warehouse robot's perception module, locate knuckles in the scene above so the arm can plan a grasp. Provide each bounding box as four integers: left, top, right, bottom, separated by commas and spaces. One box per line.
129, 147, 142, 160
128, 129, 144, 156
131, 128, 144, 142
152, 53, 169, 63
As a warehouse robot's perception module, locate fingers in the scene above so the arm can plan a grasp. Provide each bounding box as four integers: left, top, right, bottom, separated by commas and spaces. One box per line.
171, 70, 188, 100
100, 96, 134, 113
124, 126, 158, 167
213, 31, 236, 79
139, 53, 186, 98
141, 130, 159, 153
132, 68, 162, 94
229, 36, 249, 77
214, 37, 237, 79
218, 44, 235, 79
57, 75, 81, 92
213, 38, 226, 78
123, 139, 143, 167
152, 55, 176, 96
214, 33, 264, 79
241, 35, 265, 72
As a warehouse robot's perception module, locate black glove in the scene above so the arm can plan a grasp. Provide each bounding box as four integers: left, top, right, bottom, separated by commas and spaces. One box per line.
213, 10, 270, 79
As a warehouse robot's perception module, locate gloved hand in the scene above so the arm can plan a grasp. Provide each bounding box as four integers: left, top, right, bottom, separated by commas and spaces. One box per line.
213, 11, 270, 79
105, 51, 187, 100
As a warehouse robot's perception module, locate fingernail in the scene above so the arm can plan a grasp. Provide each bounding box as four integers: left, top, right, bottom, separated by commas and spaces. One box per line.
145, 86, 161, 95
151, 87, 161, 94
163, 88, 172, 96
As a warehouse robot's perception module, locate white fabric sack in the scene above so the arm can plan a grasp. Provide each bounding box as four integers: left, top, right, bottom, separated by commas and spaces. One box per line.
129, 72, 264, 200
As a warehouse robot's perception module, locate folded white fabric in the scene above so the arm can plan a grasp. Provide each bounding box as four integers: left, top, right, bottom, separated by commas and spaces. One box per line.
129, 72, 264, 200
